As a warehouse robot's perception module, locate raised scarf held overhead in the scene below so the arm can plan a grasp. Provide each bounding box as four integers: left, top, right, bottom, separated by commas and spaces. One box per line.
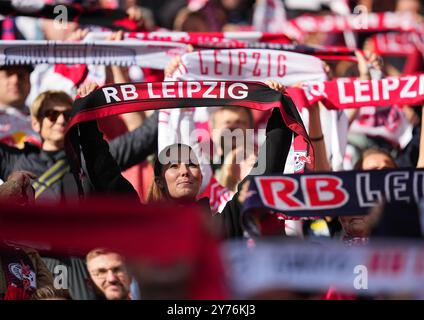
287, 74, 424, 110
65, 81, 313, 181
86, 31, 356, 60
170, 49, 326, 85
287, 12, 423, 41
242, 168, 424, 217
0, 40, 188, 70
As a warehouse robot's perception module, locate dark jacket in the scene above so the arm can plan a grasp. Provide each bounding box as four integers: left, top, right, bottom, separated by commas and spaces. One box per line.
78, 103, 295, 239
0, 111, 158, 201
218, 107, 293, 238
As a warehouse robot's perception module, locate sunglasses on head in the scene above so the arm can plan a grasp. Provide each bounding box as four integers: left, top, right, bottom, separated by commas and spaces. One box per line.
42, 109, 72, 122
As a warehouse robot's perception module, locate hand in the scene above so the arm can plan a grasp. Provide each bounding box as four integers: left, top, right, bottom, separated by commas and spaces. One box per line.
355, 50, 383, 80
264, 80, 286, 93
322, 61, 333, 80
164, 46, 193, 78
126, 5, 155, 30
0, 171, 36, 204
77, 83, 99, 98
403, 106, 420, 126
106, 30, 124, 41
104, 31, 131, 82
164, 55, 182, 78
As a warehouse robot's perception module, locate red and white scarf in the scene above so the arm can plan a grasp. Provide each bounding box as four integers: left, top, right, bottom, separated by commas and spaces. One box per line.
169, 49, 348, 172
288, 74, 424, 110
85, 30, 293, 48
287, 12, 422, 41
170, 49, 326, 85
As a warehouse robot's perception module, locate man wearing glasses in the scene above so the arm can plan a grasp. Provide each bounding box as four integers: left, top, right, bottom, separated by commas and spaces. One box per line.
86, 249, 133, 300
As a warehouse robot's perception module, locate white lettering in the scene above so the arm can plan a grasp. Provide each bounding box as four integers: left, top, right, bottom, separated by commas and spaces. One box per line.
162, 82, 176, 98
102, 87, 120, 103
354, 80, 371, 103
400, 76, 417, 98
147, 83, 161, 98
121, 84, 138, 100
203, 82, 217, 98
337, 79, 354, 104
228, 83, 248, 99
356, 173, 382, 207
381, 77, 400, 100
187, 82, 201, 97
384, 172, 410, 202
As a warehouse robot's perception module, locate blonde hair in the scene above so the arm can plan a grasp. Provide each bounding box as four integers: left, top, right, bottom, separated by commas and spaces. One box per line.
86, 248, 118, 264
31, 90, 73, 118
31, 286, 72, 300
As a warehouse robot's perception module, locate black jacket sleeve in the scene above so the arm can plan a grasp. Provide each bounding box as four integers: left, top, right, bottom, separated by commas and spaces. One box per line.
108, 111, 158, 171
219, 103, 294, 239
0, 142, 23, 180
78, 120, 139, 199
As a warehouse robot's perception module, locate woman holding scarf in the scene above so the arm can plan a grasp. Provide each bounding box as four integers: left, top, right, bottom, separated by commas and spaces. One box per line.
74, 80, 302, 239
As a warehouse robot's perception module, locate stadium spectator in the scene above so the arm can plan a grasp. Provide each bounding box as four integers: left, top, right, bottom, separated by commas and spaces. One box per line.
86, 249, 132, 300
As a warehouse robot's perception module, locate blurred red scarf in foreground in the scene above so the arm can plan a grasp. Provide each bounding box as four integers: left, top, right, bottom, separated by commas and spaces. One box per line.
0, 198, 227, 299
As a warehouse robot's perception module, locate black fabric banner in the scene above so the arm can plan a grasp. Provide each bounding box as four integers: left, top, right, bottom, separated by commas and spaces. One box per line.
243, 168, 424, 217
0, 1, 139, 31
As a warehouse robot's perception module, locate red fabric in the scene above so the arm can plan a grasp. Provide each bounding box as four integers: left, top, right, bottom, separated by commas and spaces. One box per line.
54, 64, 89, 87
141, 68, 164, 82
287, 74, 424, 110
324, 286, 356, 300
3, 285, 31, 300
0, 199, 228, 299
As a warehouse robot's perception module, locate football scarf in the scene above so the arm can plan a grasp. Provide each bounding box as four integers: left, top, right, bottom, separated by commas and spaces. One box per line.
242, 168, 424, 217
64, 81, 313, 189
287, 74, 424, 110
287, 12, 423, 41
85, 31, 355, 60
168, 49, 347, 173
223, 239, 424, 298
0, 40, 188, 70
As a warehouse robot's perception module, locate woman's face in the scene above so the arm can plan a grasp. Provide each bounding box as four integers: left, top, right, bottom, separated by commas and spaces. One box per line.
161, 147, 202, 201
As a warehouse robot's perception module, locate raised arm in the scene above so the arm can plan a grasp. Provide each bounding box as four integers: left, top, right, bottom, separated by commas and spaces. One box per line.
219, 81, 295, 239
76, 83, 139, 198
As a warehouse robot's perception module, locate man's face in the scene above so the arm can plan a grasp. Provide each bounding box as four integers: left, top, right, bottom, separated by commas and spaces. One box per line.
212, 108, 252, 157
32, 104, 72, 151
0, 67, 31, 109
339, 215, 371, 237
87, 253, 132, 300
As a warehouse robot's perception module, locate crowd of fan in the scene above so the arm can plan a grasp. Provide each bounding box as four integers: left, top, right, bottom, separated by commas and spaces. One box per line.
0, 0, 423, 300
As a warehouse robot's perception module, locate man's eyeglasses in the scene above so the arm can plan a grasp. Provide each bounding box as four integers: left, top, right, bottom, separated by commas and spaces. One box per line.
42, 109, 72, 122
90, 266, 127, 280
